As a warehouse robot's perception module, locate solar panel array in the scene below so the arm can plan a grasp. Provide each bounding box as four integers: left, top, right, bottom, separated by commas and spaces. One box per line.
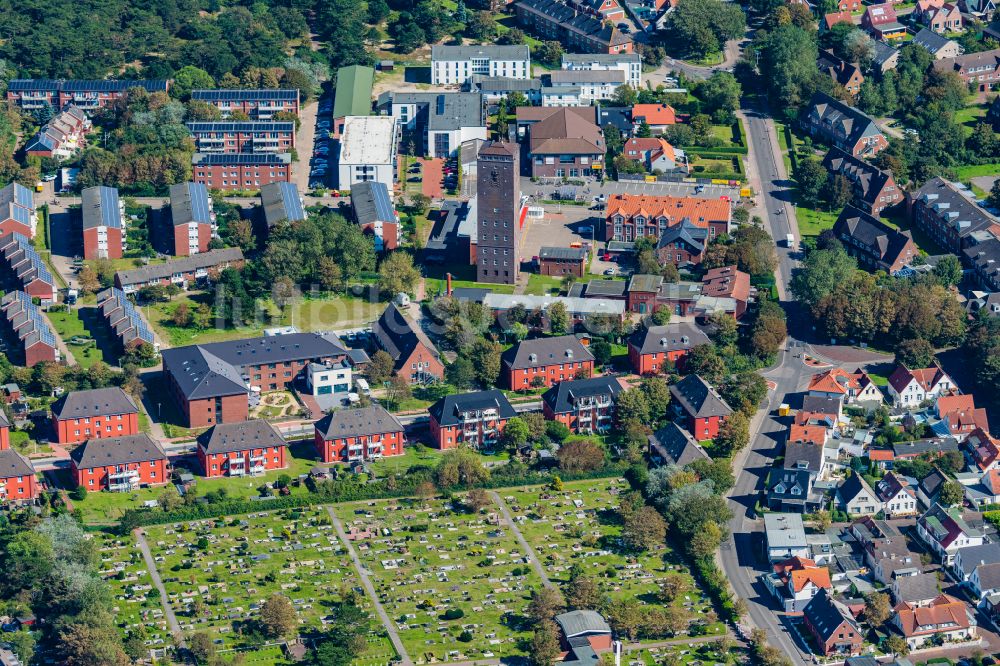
188, 183, 212, 225
9, 79, 167, 92
0, 290, 58, 349
81, 186, 123, 229
186, 122, 295, 133
190, 89, 298, 101
1, 232, 55, 289
278, 182, 306, 222
98, 288, 155, 348
193, 153, 290, 165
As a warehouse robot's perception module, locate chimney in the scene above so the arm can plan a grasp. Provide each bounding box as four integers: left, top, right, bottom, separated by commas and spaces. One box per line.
446, 272, 453, 296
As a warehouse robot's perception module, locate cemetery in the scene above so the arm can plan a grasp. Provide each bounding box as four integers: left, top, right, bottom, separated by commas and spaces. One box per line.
332, 492, 547, 663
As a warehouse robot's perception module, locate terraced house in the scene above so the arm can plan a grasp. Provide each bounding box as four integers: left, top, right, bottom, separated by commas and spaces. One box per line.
428, 390, 517, 450
832, 206, 917, 274
314, 405, 405, 462
192, 153, 292, 190
0, 183, 36, 239
909, 177, 999, 254
186, 121, 295, 154
113, 247, 244, 293
0, 232, 57, 302
197, 420, 288, 477
604, 193, 732, 244
515, 0, 634, 54
0, 291, 59, 366
821, 148, 901, 215
934, 49, 1000, 92
190, 89, 300, 119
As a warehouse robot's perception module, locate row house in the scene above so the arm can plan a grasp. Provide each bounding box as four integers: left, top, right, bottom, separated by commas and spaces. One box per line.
430, 45, 531, 86
372, 303, 444, 384
807, 367, 884, 405
168, 182, 216, 256
887, 364, 956, 408
70, 433, 169, 492
518, 106, 605, 179
542, 376, 623, 435
114, 247, 244, 294
0, 183, 37, 239
6, 79, 169, 112
0, 291, 60, 367
561, 53, 642, 90
802, 93, 888, 158
197, 420, 287, 477
96, 288, 157, 353
428, 390, 517, 450
909, 177, 998, 255
831, 206, 917, 274
604, 193, 731, 244
0, 448, 37, 504
190, 89, 300, 119
963, 235, 1000, 292
802, 589, 863, 657
161, 333, 352, 427
916, 503, 985, 565
24, 106, 90, 160
81, 185, 126, 260
501, 335, 595, 390
821, 148, 901, 215
0, 233, 57, 303
934, 49, 1000, 92
670, 374, 733, 440
192, 153, 292, 191
51, 387, 139, 445
515, 0, 634, 55
891, 595, 976, 650
765, 557, 833, 612
314, 406, 404, 463
351, 182, 400, 252
186, 121, 295, 155
627, 322, 710, 375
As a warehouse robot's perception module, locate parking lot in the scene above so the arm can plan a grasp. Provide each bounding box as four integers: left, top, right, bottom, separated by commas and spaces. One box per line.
307, 96, 332, 189
520, 177, 740, 203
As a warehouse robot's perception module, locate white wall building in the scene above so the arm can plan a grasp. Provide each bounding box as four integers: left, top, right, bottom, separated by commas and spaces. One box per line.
432, 45, 531, 86
377, 92, 486, 158
561, 53, 642, 90
337, 116, 398, 190
306, 361, 352, 396
546, 69, 627, 104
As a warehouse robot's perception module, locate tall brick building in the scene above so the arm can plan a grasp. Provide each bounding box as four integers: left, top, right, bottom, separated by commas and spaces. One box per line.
51, 387, 140, 445
81, 186, 126, 260
70, 433, 169, 492
313, 406, 405, 463
197, 420, 287, 477
476, 141, 522, 285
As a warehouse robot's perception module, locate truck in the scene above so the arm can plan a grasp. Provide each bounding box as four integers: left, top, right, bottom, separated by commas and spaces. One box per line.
785, 233, 795, 248
65, 288, 78, 305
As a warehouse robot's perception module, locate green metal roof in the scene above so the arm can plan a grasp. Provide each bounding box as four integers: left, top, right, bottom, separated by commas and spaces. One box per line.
333, 65, 375, 119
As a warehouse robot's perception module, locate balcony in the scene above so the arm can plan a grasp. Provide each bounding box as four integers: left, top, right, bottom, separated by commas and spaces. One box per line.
108, 469, 140, 492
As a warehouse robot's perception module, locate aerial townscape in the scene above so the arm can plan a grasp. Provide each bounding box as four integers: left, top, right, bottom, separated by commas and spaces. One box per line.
2, 0, 1000, 665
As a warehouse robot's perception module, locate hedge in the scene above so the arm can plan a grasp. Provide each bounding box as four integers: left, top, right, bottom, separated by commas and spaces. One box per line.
692, 555, 738, 622
679, 145, 748, 156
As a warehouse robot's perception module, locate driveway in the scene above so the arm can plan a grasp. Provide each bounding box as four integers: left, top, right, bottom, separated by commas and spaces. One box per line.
293, 99, 319, 192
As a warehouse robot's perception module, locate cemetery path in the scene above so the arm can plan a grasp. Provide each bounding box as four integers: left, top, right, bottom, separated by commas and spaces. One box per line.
134, 529, 188, 650
326, 506, 414, 666
487, 490, 555, 590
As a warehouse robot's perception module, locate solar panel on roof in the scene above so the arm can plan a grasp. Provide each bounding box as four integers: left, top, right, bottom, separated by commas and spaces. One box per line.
12, 183, 33, 209
195, 153, 289, 165
190, 89, 298, 101
278, 183, 305, 222
189, 183, 212, 224
186, 122, 294, 132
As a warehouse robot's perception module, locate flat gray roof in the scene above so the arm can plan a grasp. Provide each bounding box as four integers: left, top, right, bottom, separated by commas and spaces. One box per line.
432, 45, 529, 61
764, 513, 807, 548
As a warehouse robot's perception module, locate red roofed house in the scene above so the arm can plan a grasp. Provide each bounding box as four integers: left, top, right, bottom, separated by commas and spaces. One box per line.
501, 335, 595, 390
766, 556, 834, 611
701, 265, 751, 319
789, 422, 830, 447
604, 193, 732, 244
0, 448, 37, 504
197, 420, 288, 478
824, 11, 854, 30
314, 405, 405, 462
891, 594, 976, 649
631, 104, 676, 133
51, 387, 139, 445
621, 137, 681, 172
0, 410, 9, 450
887, 365, 955, 408
807, 368, 884, 405
627, 322, 710, 375
862, 4, 908, 39
669, 374, 733, 440
70, 433, 169, 492
837, 0, 862, 8
936, 394, 989, 440
968, 428, 1000, 472
920, 1, 964, 32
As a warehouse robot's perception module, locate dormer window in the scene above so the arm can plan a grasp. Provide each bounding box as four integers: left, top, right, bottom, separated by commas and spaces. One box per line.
528, 353, 537, 363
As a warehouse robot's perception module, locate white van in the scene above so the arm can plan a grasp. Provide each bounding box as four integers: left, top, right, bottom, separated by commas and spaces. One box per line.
355, 378, 372, 397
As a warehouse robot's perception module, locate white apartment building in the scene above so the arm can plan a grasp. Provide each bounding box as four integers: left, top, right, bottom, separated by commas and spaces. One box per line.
431, 45, 531, 86
561, 53, 642, 90
336, 116, 398, 190
546, 69, 627, 104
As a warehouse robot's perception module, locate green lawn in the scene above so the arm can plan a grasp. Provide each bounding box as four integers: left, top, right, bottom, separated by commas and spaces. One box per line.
46, 308, 107, 369
424, 277, 516, 296
952, 163, 1000, 180
795, 206, 839, 238
524, 273, 565, 296
954, 103, 988, 133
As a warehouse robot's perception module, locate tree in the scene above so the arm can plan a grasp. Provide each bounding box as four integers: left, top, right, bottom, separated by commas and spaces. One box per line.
259, 593, 298, 638
885, 634, 910, 657
795, 157, 828, 207
466, 11, 499, 39
639, 377, 671, 422
658, 573, 690, 604
590, 338, 612, 366
933, 254, 962, 287
368, 0, 390, 23
650, 306, 672, 326
188, 631, 216, 664
664, 0, 747, 60
317, 257, 344, 291
989, 178, 1000, 209
895, 338, 935, 369
385, 374, 412, 410
171, 303, 193, 327
530, 620, 562, 666
938, 480, 965, 507
171, 66, 215, 100
378, 252, 420, 296
367, 350, 395, 385
616, 388, 651, 430
696, 72, 742, 122
502, 416, 530, 450
622, 505, 668, 551
755, 24, 823, 110
566, 576, 602, 610
59, 622, 130, 666
465, 488, 491, 512
689, 520, 725, 557
446, 356, 476, 389
467, 338, 502, 387
535, 41, 564, 68
78, 265, 101, 294
687, 458, 734, 493
557, 438, 605, 472
527, 587, 566, 625
545, 419, 572, 443
864, 591, 891, 627
549, 301, 569, 334
435, 447, 490, 487
721, 371, 768, 417
714, 412, 749, 455
791, 247, 858, 307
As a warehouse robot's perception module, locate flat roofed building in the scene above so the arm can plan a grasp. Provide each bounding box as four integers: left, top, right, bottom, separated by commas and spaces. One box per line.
190, 89, 300, 119
337, 116, 398, 190
431, 45, 531, 85
562, 53, 642, 89
377, 92, 486, 158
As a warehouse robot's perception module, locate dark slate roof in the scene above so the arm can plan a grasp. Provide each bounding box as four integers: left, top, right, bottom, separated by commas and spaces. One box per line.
785, 441, 824, 472
372, 303, 441, 368
197, 419, 285, 455
351, 181, 395, 226
913, 177, 997, 240
657, 218, 708, 254
315, 405, 403, 440
191, 89, 299, 101
0, 410, 9, 428
628, 322, 710, 355
893, 572, 940, 603
70, 433, 166, 469
802, 589, 856, 642
0, 448, 34, 479
428, 390, 517, 426
431, 44, 530, 61
539, 246, 588, 262
892, 437, 959, 458
501, 335, 594, 370
806, 92, 884, 147
596, 106, 633, 134
9, 79, 167, 92
912, 28, 956, 55
768, 467, 815, 502
115, 248, 244, 287
821, 148, 895, 209
516, 0, 633, 48
554, 610, 611, 638
832, 205, 914, 270
648, 422, 710, 467
168, 182, 213, 227
801, 395, 842, 416
583, 279, 627, 298
957, 542, 1000, 578
376, 92, 484, 131
838, 473, 876, 504
162, 333, 346, 400
669, 375, 733, 419
541, 376, 623, 414
51, 387, 138, 419
964, 237, 1000, 290
871, 41, 899, 69
80, 186, 122, 230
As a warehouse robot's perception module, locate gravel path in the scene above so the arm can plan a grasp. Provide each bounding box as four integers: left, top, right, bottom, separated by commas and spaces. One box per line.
487, 490, 555, 590
134, 529, 187, 649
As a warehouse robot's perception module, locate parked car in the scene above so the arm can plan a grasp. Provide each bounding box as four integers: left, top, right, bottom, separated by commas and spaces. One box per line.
578, 225, 594, 234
